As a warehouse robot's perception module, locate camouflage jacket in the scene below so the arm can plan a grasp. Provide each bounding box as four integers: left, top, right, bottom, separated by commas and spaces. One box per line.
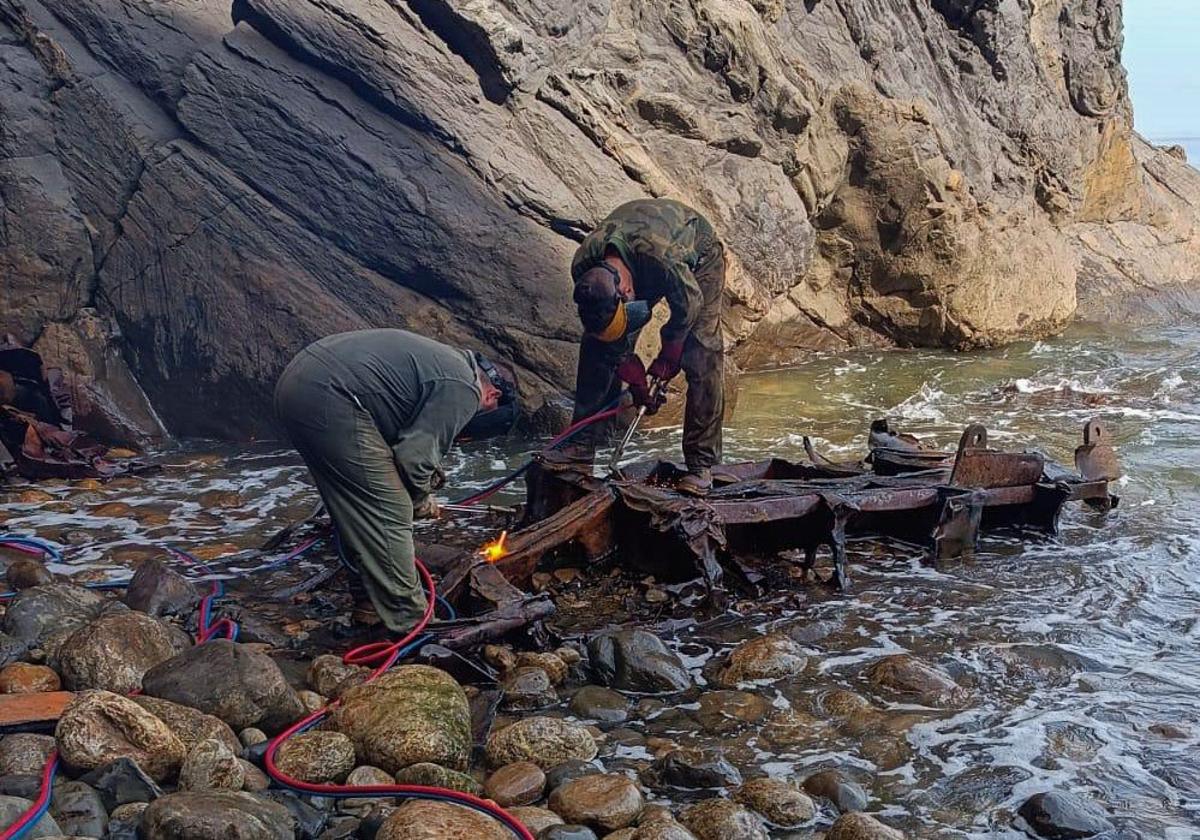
571, 199, 724, 353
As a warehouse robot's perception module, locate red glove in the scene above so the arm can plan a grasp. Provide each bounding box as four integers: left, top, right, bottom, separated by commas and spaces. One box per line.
648, 339, 685, 382
615, 356, 655, 412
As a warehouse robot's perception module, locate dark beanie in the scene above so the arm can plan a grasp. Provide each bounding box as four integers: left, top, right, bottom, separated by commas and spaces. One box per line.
573, 266, 621, 333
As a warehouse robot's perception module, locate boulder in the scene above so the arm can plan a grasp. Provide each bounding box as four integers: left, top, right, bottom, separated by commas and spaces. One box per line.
694, 691, 770, 734
587, 632, 691, 694
1015, 791, 1114, 839
0, 733, 56, 776
643, 749, 742, 791
485, 717, 597, 770
55, 690, 186, 782
825, 812, 906, 840
547, 773, 644, 831
79, 757, 163, 811
376, 800, 509, 840
58, 611, 190, 693
393, 763, 482, 795
714, 635, 807, 686
295, 690, 325, 714
0, 663, 62, 694
500, 666, 557, 711
132, 695, 241, 754
307, 655, 368, 700
802, 770, 869, 814
733, 778, 815, 827
507, 806, 563, 835
514, 652, 568, 686
49, 780, 109, 838
141, 791, 295, 840
329, 665, 470, 774
179, 738, 245, 791
141, 640, 305, 733
678, 800, 769, 840
865, 655, 967, 707
568, 686, 629, 724
5, 559, 53, 590
346, 766, 393, 787
1, 584, 107, 647
484, 762, 546, 807
274, 732, 356, 784
121, 558, 199, 617
0, 795, 61, 838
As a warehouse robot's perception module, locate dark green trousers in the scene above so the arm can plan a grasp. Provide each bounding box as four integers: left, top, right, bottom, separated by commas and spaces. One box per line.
275, 354, 428, 634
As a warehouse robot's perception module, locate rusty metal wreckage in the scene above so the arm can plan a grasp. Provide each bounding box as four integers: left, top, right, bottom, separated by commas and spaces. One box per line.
438, 417, 1121, 618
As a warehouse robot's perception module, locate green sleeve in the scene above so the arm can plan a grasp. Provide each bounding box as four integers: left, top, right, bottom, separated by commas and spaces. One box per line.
391, 378, 480, 499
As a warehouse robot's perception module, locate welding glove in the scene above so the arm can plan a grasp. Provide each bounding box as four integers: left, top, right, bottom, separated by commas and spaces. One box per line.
615, 356, 658, 414
648, 339, 685, 383
413, 495, 441, 520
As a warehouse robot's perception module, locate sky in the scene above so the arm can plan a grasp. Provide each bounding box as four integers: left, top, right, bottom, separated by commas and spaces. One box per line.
1123, 0, 1200, 141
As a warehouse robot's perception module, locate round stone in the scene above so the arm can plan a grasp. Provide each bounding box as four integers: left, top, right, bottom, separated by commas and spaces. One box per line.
486, 717, 597, 770
733, 778, 815, 826
507, 806, 563, 835
548, 773, 644, 831
0, 663, 61, 694
484, 762, 546, 807
376, 799, 509, 840
694, 691, 769, 734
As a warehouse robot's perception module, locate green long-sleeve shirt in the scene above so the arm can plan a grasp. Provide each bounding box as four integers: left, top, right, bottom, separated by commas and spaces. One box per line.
297, 329, 481, 499
570, 199, 723, 357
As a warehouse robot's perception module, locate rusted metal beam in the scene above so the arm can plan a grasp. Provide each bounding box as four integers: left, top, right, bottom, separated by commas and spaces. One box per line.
492, 486, 617, 588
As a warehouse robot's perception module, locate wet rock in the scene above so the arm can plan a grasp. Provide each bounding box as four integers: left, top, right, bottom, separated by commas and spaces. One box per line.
141, 791, 295, 840
241, 759, 270, 792
392, 763, 482, 795
296, 690, 326, 714
825, 812, 905, 839
142, 640, 305, 733
694, 691, 769, 734
820, 689, 874, 718
865, 655, 966, 706
79, 757, 163, 811
1, 584, 107, 647
759, 709, 828, 749
5, 559, 53, 590
179, 738, 246, 791
308, 655, 369, 700
644, 749, 742, 791
346, 766, 393, 787
802, 770, 869, 814
0, 795, 60, 838
484, 762, 546, 807
56, 690, 186, 783
486, 717, 598, 769
608, 818, 698, 840
733, 778, 814, 827
331, 665, 470, 773
715, 635, 807, 686
569, 686, 629, 723
260, 790, 329, 840
0, 734, 56, 776
502, 667, 557, 711
275, 731, 356, 784
133, 695, 241, 754
587, 632, 692, 694
0, 663, 61, 694
540, 827, 597, 840
1015, 791, 1114, 839
545, 759, 604, 792
376, 800, 509, 840
482, 646, 518, 673
0, 775, 43, 800
508, 806, 563, 835
515, 652, 568, 686
678, 799, 768, 840
0, 633, 29, 668
548, 774, 644, 831
122, 558, 199, 617
108, 802, 150, 840
1149, 722, 1190, 740
49, 781, 109, 838
240, 728, 268, 748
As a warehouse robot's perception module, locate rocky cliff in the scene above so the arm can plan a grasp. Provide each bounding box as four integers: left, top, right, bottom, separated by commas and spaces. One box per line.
1, 0, 1197, 440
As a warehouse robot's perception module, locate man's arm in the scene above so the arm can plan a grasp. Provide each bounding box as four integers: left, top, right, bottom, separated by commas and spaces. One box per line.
391, 378, 480, 503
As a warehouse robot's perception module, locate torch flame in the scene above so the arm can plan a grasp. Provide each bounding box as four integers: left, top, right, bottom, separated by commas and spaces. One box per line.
480, 530, 509, 564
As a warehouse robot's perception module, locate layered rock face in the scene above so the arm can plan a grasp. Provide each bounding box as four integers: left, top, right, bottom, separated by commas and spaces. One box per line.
0, 0, 1196, 438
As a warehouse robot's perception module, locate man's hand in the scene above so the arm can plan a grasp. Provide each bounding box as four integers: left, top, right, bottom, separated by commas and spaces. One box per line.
615, 356, 655, 412
648, 339, 685, 382
413, 495, 441, 520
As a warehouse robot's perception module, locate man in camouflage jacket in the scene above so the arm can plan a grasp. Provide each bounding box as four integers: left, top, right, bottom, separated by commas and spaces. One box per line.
570, 198, 725, 495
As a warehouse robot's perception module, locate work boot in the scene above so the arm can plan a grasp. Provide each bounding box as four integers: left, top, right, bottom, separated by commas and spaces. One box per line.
677, 468, 712, 497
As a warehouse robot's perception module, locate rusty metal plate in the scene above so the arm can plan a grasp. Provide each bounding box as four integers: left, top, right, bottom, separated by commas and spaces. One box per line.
949, 425, 1044, 489
1075, 418, 1121, 482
